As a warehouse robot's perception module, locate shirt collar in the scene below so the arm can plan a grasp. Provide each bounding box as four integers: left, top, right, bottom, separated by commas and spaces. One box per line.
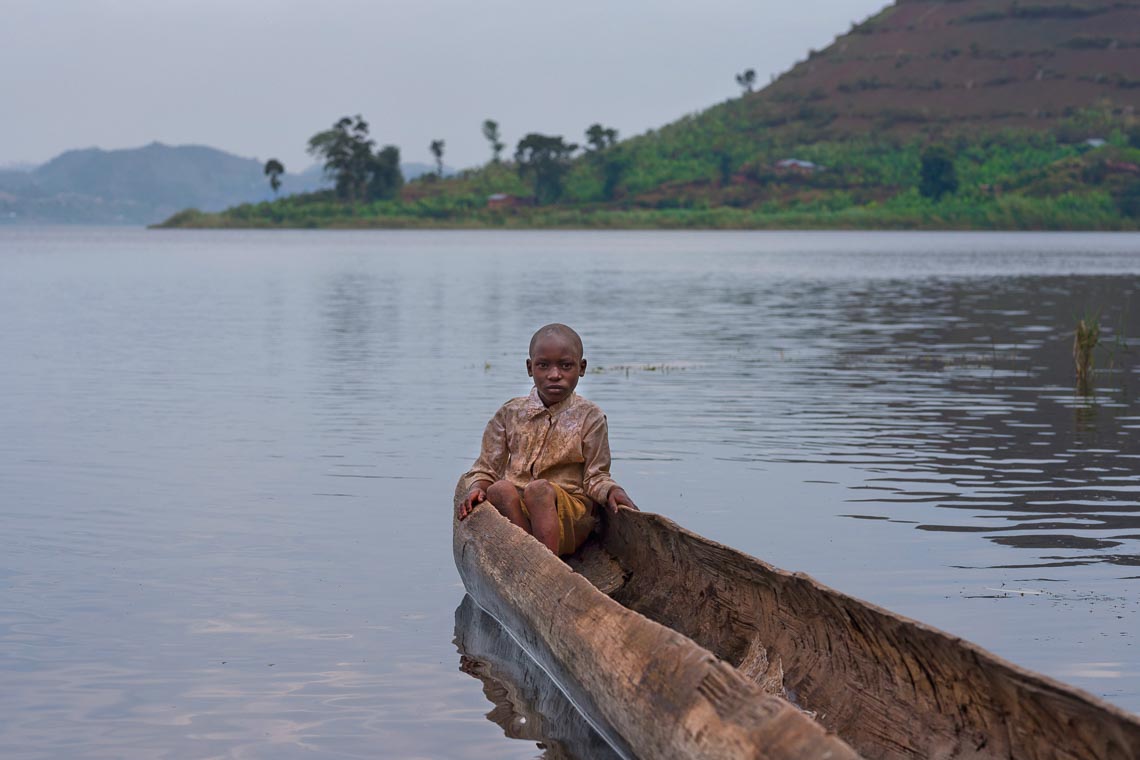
526, 386, 576, 419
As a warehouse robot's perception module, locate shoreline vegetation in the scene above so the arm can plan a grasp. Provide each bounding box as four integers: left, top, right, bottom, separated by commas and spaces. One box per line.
157, 127, 1140, 231
158, 0, 1140, 232
157, 203, 1140, 232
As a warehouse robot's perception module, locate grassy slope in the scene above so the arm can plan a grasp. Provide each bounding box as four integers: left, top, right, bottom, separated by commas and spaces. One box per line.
161, 0, 1140, 230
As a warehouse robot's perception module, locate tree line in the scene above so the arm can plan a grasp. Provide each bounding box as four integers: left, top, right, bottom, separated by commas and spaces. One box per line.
262, 66, 769, 204
263, 115, 623, 205
261, 67, 973, 207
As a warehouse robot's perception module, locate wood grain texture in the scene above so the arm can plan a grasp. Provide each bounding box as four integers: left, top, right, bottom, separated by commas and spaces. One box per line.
453, 493, 860, 760
599, 508, 1140, 760
453, 479, 1140, 759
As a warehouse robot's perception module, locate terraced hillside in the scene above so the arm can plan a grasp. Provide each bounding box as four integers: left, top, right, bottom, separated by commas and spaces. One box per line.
750, 0, 1140, 138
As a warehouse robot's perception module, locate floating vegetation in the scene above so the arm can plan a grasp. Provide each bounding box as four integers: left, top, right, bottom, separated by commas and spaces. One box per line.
908, 352, 1025, 370
838, 351, 1030, 372
589, 362, 699, 375
1073, 311, 1101, 394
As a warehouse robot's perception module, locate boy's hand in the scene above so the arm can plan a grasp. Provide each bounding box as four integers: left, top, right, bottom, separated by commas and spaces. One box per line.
606, 486, 639, 515
457, 485, 487, 520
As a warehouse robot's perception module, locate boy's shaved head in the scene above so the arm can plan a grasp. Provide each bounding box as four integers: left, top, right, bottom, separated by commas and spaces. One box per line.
529, 323, 583, 359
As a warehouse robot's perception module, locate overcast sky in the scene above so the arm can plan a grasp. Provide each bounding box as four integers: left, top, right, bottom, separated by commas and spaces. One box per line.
1, 0, 888, 171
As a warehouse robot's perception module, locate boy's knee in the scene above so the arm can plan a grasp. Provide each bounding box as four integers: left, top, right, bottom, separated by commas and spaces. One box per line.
523, 479, 555, 504
487, 480, 519, 505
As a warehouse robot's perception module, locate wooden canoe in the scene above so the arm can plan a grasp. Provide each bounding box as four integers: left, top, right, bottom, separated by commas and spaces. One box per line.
454, 594, 623, 759
453, 487, 1140, 760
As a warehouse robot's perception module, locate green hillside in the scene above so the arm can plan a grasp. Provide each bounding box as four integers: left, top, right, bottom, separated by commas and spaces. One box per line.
162, 0, 1140, 230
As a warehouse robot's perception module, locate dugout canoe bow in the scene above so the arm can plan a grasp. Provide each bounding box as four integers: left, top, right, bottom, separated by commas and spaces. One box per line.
454, 594, 624, 759
452, 483, 1140, 760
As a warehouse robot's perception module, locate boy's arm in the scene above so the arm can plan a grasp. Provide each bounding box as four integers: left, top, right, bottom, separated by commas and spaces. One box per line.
582, 411, 639, 514
458, 407, 508, 520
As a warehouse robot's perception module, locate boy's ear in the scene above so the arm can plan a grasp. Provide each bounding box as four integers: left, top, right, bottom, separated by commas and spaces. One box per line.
526, 358, 534, 377
579, 358, 587, 376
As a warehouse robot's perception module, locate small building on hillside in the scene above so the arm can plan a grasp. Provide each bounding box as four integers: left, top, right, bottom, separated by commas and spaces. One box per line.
774, 158, 824, 175
487, 193, 531, 209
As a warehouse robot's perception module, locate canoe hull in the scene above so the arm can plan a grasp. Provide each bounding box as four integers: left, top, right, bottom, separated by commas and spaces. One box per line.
597, 507, 1140, 760
453, 499, 860, 760
453, 481, 1140, 759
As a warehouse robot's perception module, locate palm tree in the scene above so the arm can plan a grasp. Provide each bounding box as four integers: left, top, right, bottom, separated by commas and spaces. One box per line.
263, 158, 285, 195
735, 69, 757, 94
482, 120, 505, 163
430, 140, 445, 177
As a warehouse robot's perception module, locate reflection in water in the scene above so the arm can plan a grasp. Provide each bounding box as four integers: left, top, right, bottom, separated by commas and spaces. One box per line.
319, 270, 384, 395
703, 276, 1140, 569
453, 596, 621, 760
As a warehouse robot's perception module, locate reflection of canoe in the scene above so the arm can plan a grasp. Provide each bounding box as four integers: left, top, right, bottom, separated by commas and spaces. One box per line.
453, 594, 622, 760
453, 483, 1140, 760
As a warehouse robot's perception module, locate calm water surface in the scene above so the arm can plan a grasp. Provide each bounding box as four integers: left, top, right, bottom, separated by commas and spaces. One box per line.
1, 227, 1138, 758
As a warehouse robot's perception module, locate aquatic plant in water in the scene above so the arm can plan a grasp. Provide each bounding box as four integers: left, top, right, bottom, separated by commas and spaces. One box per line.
1073, 311, 1101, 393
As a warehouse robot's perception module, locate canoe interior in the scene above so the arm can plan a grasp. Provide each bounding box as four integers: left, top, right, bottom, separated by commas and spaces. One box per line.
567, 508, 1140, 760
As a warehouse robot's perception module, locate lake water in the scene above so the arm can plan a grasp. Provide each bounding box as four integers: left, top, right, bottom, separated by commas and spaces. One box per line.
1, 227, 1138, 758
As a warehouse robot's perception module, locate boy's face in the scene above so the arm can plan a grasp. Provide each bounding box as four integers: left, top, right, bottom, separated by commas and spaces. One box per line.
527, 334, 587, 407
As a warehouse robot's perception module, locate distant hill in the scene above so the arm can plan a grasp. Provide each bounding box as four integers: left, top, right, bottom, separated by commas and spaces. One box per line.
737, 0, 1140, 139
569, 0, 1140, 216
0, 143, 446, 225
161, 0, 1140, 231
0, 143, 323, 225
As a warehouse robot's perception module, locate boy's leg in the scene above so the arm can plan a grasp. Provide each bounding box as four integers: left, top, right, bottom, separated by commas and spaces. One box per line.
486, 480, 530, 532
522, 480, 560, 554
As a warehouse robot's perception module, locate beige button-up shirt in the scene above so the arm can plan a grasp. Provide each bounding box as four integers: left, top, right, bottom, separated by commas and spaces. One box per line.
464, 388, 618, 506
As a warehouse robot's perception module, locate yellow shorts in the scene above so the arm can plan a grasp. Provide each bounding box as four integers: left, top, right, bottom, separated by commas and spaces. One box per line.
521, 483, 596, 556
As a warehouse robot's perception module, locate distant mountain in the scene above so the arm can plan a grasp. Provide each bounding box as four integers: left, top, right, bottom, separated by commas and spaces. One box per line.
733, 0, 1140, 139
579, 0, 1140, 210
0, 143, 444, 225
0, 143, 321, 225
0, 169, 36, 193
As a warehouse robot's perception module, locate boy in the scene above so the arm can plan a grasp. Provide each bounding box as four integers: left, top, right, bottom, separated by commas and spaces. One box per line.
456, 323, 638, 556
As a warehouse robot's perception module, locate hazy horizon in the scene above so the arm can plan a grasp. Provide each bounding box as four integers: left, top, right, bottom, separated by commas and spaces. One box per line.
3, 0, 887, 172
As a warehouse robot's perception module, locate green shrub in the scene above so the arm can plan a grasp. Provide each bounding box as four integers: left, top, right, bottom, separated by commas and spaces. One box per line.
919, 147, 959, 200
